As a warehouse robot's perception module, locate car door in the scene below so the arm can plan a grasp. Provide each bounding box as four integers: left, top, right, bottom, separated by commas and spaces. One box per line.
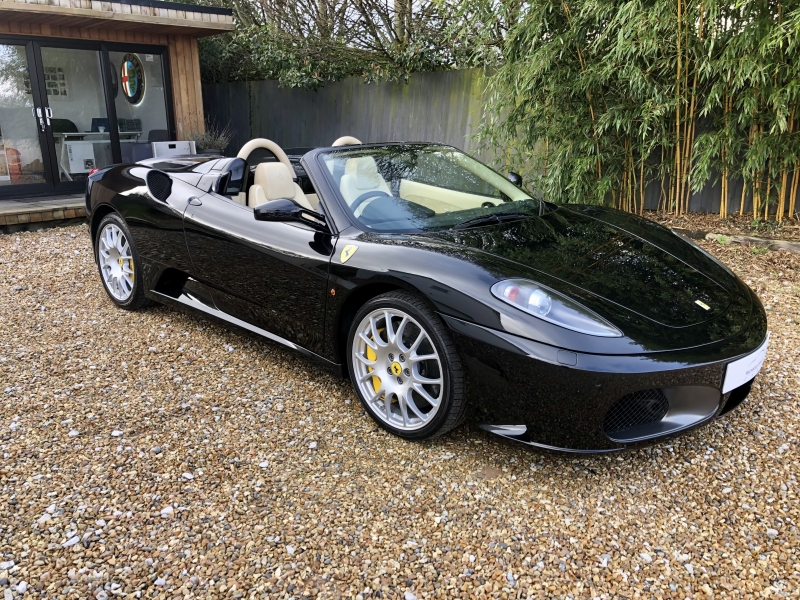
182, 192, 334, 356
115, 167, 196, 274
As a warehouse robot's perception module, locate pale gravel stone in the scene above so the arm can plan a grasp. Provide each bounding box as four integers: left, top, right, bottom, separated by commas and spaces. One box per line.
160, 506, 174, 518
62, 536, 80, 548
1, 225, 799, 599
181, 472, 194, 480
0, 561, 12, 570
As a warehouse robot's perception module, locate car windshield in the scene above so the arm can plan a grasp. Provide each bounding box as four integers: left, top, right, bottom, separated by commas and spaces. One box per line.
317, 144, 547, 232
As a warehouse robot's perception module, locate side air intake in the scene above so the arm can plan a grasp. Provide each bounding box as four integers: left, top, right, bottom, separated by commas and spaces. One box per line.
604, 389, 669, 436
146, 170, 172, 202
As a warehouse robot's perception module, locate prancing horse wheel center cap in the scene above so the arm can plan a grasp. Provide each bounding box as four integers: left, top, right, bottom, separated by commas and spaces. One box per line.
390, 361, 403, 376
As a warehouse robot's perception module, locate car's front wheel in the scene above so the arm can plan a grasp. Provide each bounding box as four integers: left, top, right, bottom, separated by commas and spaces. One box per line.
347, 291, 466, 439
95, 212, 151, 310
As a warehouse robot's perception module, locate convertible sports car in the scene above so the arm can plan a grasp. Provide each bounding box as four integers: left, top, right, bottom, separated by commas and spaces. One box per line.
85, 136, 769, 452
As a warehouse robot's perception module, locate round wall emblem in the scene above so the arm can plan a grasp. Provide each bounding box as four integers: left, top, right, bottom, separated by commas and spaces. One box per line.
120, 53, 145, 104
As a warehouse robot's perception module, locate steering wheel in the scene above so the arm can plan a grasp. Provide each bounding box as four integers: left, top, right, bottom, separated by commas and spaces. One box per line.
351, 190, 390, 212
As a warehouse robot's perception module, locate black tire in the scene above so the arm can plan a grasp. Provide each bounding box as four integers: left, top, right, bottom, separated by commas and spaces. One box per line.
94, 212, 152, 311
346, 290, 466, 440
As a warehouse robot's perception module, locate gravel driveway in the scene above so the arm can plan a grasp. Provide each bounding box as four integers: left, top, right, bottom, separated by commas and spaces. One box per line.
1, 225, 798, 599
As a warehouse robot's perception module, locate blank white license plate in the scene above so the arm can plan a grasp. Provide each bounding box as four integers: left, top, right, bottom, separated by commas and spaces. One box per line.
722, 333, 770, 393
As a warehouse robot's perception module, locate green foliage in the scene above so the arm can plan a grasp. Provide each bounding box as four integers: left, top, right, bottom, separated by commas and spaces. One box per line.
453, 0, 800, 219
198, 1, 470, 89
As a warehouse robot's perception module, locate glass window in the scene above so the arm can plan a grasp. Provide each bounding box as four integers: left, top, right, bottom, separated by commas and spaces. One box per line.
0, 44, 46, 186
319, 144, 540, 233
108, 51, 169, 164
40, 47, 113, 182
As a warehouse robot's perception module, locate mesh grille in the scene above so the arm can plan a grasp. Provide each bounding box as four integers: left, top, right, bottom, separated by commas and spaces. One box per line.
146, 170, 172, 202
604, 389, 669, 435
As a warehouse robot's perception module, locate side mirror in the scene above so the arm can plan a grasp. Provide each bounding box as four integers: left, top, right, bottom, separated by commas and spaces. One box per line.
254, 198, 328, 231
213, 157, 247, 196
507, 171, 523, 187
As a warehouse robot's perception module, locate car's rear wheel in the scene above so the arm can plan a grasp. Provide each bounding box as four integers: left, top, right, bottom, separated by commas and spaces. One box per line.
95, 213, 151, 310
347, 291, 466, 439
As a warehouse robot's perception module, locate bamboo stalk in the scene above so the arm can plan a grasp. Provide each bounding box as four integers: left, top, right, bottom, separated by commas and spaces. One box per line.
544, 137, 549, 178
740, 181, 747, 216
681, 6, 703, 216
659, 146, 666, 212
777, 109, 795, 222
754, 172, 762, 220
765, 175, 771, 220
674, 0, 683, 215
790, 166, 800, 218
639, 149, 645, 216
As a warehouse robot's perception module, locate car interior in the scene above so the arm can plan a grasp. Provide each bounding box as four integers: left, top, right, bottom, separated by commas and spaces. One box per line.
157, 136, 530, 227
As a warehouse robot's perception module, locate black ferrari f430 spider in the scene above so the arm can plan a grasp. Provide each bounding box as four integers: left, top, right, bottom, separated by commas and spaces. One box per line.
85, 137, 769, 452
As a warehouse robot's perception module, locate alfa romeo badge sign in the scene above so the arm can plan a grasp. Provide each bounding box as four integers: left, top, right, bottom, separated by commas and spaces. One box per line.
121, 54, 145, 105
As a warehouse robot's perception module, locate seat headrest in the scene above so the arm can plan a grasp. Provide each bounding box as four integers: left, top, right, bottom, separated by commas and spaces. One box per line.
344, 157, 386, 191
332, 136, 362, 147
254, 162, 296, 201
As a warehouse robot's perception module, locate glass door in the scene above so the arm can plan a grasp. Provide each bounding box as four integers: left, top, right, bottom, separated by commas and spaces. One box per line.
39, 46, 114, 184
0, 37, 174, 199
0, 42, 51, 196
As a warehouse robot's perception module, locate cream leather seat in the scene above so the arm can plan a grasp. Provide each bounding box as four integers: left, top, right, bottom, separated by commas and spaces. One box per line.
249, 162, 315, 211
340, 157, 391, 215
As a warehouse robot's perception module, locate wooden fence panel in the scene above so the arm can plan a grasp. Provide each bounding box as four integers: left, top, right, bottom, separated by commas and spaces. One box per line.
203, 69, 488, 158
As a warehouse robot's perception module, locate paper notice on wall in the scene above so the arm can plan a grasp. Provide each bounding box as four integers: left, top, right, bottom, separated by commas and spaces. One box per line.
145, 54, 154, 62
0, 149, 10, 181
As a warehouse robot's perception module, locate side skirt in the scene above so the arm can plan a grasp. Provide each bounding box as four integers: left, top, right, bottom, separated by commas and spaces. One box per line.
149, 287, 344, 376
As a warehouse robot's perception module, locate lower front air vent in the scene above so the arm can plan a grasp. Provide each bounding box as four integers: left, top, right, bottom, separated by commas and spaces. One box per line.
604, 389, 669, 435
146, 170, 172, 201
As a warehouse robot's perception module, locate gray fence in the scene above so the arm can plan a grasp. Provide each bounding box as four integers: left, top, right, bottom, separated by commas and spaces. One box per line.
202, 69, 488, 158
203, 70, 788, 215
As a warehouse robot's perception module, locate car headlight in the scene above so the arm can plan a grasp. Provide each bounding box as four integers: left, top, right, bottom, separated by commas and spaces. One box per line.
491, 279, 622, 337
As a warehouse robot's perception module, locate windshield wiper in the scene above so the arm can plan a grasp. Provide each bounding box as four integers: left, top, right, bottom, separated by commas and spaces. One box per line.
453, 212, 535, 230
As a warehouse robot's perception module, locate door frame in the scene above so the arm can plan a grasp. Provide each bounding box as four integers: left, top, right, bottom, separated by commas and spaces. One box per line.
0, 34, 175, 199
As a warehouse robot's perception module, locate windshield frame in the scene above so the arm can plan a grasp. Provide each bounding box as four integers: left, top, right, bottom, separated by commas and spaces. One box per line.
302, 142, 542, 234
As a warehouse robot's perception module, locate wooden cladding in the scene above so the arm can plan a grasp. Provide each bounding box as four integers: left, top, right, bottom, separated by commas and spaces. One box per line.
168, 35, 204, 139
0, 23, 206, 139
0, 0, 234, 36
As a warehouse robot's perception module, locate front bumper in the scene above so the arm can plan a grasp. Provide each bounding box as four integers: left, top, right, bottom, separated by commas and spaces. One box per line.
443, 313, 768, 452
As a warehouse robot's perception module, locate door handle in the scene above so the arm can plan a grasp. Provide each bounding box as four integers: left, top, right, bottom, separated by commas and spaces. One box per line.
187, 197, 203, 206
44, 107, 52, 127
32, 107, 45, 132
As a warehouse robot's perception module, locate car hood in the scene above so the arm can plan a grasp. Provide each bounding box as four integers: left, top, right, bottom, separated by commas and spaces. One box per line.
421, 205, 733, 328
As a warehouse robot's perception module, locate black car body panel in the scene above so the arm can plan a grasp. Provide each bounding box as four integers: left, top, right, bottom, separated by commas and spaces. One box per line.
85, 143, 769, 452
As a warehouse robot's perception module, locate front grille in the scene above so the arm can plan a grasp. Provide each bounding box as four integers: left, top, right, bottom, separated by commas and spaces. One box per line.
604, 389, 669, 435
146, 170, 172, 202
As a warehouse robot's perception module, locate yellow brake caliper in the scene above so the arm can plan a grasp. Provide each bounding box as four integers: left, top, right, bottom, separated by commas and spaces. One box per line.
366, 328, 384, 393
118, 257, 134, 283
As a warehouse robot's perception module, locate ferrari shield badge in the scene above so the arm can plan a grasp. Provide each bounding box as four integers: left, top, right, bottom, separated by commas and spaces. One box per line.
340, 244, 358, 263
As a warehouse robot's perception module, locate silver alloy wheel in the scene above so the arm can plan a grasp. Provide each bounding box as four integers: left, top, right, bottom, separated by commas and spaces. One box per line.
98, 223, 135, 301
352, 308, 444, 431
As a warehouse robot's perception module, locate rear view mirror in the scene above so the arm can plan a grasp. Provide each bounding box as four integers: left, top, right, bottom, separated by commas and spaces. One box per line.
507, 171, 523, 187
254, 198, 328, 231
